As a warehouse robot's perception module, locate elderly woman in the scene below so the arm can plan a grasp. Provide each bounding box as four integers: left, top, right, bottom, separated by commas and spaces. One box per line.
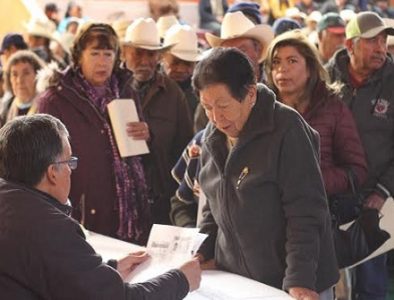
36, 23, 151, 244
264, 30, 367, 199
0, 50, 45, 126
194, 47, 338, 300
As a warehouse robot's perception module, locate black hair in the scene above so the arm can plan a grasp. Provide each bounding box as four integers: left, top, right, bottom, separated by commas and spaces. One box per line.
192, 47, 256, 101
0, 114, 69, 187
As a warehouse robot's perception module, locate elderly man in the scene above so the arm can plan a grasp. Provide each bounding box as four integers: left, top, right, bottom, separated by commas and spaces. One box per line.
317, 13, 346, 64
0, 114, 201, 299
161, 24, 201, 120
326, 12, 394, 300
123, 18, 193, 225
206, 11, 274, 83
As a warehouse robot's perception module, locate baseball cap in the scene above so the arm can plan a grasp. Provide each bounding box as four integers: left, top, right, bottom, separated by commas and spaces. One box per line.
317, 13, 345, 34
228, 2, 262, 25
0, 34, 28, 54
272, 18, 301, 36
346, 12, 394, 40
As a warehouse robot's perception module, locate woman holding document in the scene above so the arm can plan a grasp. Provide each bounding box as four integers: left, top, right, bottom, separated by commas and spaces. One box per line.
193, 48, 339, 300
36, 22, 152, 244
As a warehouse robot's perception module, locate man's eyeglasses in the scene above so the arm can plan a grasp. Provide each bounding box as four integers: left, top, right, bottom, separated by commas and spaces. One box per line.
52, 156, 78, 170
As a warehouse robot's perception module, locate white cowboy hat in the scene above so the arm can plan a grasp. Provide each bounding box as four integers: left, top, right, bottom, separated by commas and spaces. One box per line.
112, 19, 132, 41
163, 24, 202, 62
157, 15, 179, 38
306, 11, 322, 24
205, 11, 274, 62
24, 17, 57, 40
124, 18, 176, 51
285, 7, 307, 20
340, 9, 356, 24
384, 18, 394, 46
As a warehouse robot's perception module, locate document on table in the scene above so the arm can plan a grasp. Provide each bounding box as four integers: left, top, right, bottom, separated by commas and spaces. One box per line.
127, 224, 207, 283
107, 99, 149, 157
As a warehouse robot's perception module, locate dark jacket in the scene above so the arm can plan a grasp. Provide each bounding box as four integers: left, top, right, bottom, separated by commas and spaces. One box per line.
0, 179, 189, 300
326, 49, 394, 199
198, 84, 339, 292
198, 0, 229, 25
35, 66, 145, 240
137, 71, 193, 224
302, 82, 368, 196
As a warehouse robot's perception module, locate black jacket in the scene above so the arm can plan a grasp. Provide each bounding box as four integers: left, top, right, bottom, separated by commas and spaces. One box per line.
0, 179, 189, 299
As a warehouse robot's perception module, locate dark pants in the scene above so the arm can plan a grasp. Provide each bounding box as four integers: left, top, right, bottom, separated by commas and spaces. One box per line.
353, 254, 387, 300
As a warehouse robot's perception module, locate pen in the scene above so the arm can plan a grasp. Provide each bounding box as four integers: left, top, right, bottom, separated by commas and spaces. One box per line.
236, 167, 249, 189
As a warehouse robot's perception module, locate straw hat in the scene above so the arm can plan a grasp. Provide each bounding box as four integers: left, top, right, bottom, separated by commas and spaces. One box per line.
163, 24, 201, 62
124, 18, 175, 50
205, 11, 274, 61
156, 15, 179, 38
25, 17, 57, 40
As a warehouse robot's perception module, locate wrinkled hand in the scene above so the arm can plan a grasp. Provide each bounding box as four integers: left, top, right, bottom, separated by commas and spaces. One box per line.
194, 253, 216, 270
364, 193, 385, 211
179, 258, 202, 292
117, 251, 150, 280
126, 121, 150, 141
289, 287, 319, 300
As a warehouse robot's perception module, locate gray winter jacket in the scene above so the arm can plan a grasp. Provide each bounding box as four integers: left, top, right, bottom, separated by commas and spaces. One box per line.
198, 84, 339, 293
326, 48, 394, 199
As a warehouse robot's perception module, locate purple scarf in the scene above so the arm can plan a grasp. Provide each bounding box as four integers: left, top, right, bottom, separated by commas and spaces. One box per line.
73, 70, 151, 244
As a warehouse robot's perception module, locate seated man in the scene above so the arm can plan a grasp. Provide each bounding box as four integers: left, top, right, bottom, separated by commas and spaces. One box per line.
0, 114, 201, 299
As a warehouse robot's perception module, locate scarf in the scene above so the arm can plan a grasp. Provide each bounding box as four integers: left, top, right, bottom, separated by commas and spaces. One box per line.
73, 70, 151, 244
6, 97, 37, 123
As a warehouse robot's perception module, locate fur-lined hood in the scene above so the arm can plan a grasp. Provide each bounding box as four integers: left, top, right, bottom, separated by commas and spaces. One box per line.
36, 62, 65, 94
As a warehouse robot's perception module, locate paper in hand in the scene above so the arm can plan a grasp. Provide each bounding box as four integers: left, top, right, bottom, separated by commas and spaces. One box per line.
107, 99, 149, 157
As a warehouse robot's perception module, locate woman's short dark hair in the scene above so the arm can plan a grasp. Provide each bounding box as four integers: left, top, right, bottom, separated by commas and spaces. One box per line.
264, 30, 329, 100
192, 47, 256, 101
4, 50, 45, 94
71, 22, 120, 70
0, 114, 69, 187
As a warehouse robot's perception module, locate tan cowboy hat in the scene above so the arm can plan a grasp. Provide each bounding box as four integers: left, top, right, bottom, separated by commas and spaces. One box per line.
112, 19, 132, 41
24, 17, 57, 40
124, 18, 176, 50
157, 15, 179, 38
205, 11, 274, 62
163, 24, 202, 62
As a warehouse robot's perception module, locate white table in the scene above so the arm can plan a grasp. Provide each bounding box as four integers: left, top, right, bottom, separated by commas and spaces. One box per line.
87, 232, 293, 300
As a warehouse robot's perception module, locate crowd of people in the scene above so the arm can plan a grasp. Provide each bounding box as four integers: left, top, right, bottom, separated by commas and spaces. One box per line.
0, 0, 393, 299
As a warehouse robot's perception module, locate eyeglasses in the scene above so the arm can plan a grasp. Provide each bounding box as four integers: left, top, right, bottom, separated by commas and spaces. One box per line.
52, 156, 78, 170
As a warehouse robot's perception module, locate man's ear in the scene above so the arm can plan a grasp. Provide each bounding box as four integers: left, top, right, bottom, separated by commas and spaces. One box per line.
345, 39, 353, 54
46, 164, 58, 185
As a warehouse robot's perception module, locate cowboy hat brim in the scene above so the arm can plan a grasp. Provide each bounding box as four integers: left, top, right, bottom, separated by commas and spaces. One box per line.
205, 24, 274, 62
171, 49, 203, 62
122, 41, 176, 51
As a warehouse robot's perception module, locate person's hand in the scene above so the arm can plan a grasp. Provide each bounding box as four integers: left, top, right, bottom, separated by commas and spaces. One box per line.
364, 192, 385, 211
288, 287, 319, 300
126, 121, 150, 141
194, 253, 216, 270
117, 251, 150, 280
179, 258, 202, 291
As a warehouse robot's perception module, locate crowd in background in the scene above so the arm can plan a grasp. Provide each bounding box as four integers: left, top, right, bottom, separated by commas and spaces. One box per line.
0, 0, 394, 300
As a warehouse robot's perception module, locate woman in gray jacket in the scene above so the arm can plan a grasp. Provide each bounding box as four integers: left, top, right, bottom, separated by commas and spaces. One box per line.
193, 47, 339, 300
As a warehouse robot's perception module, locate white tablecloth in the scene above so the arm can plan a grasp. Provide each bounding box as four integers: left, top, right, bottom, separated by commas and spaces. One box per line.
86, 232, 293, 300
